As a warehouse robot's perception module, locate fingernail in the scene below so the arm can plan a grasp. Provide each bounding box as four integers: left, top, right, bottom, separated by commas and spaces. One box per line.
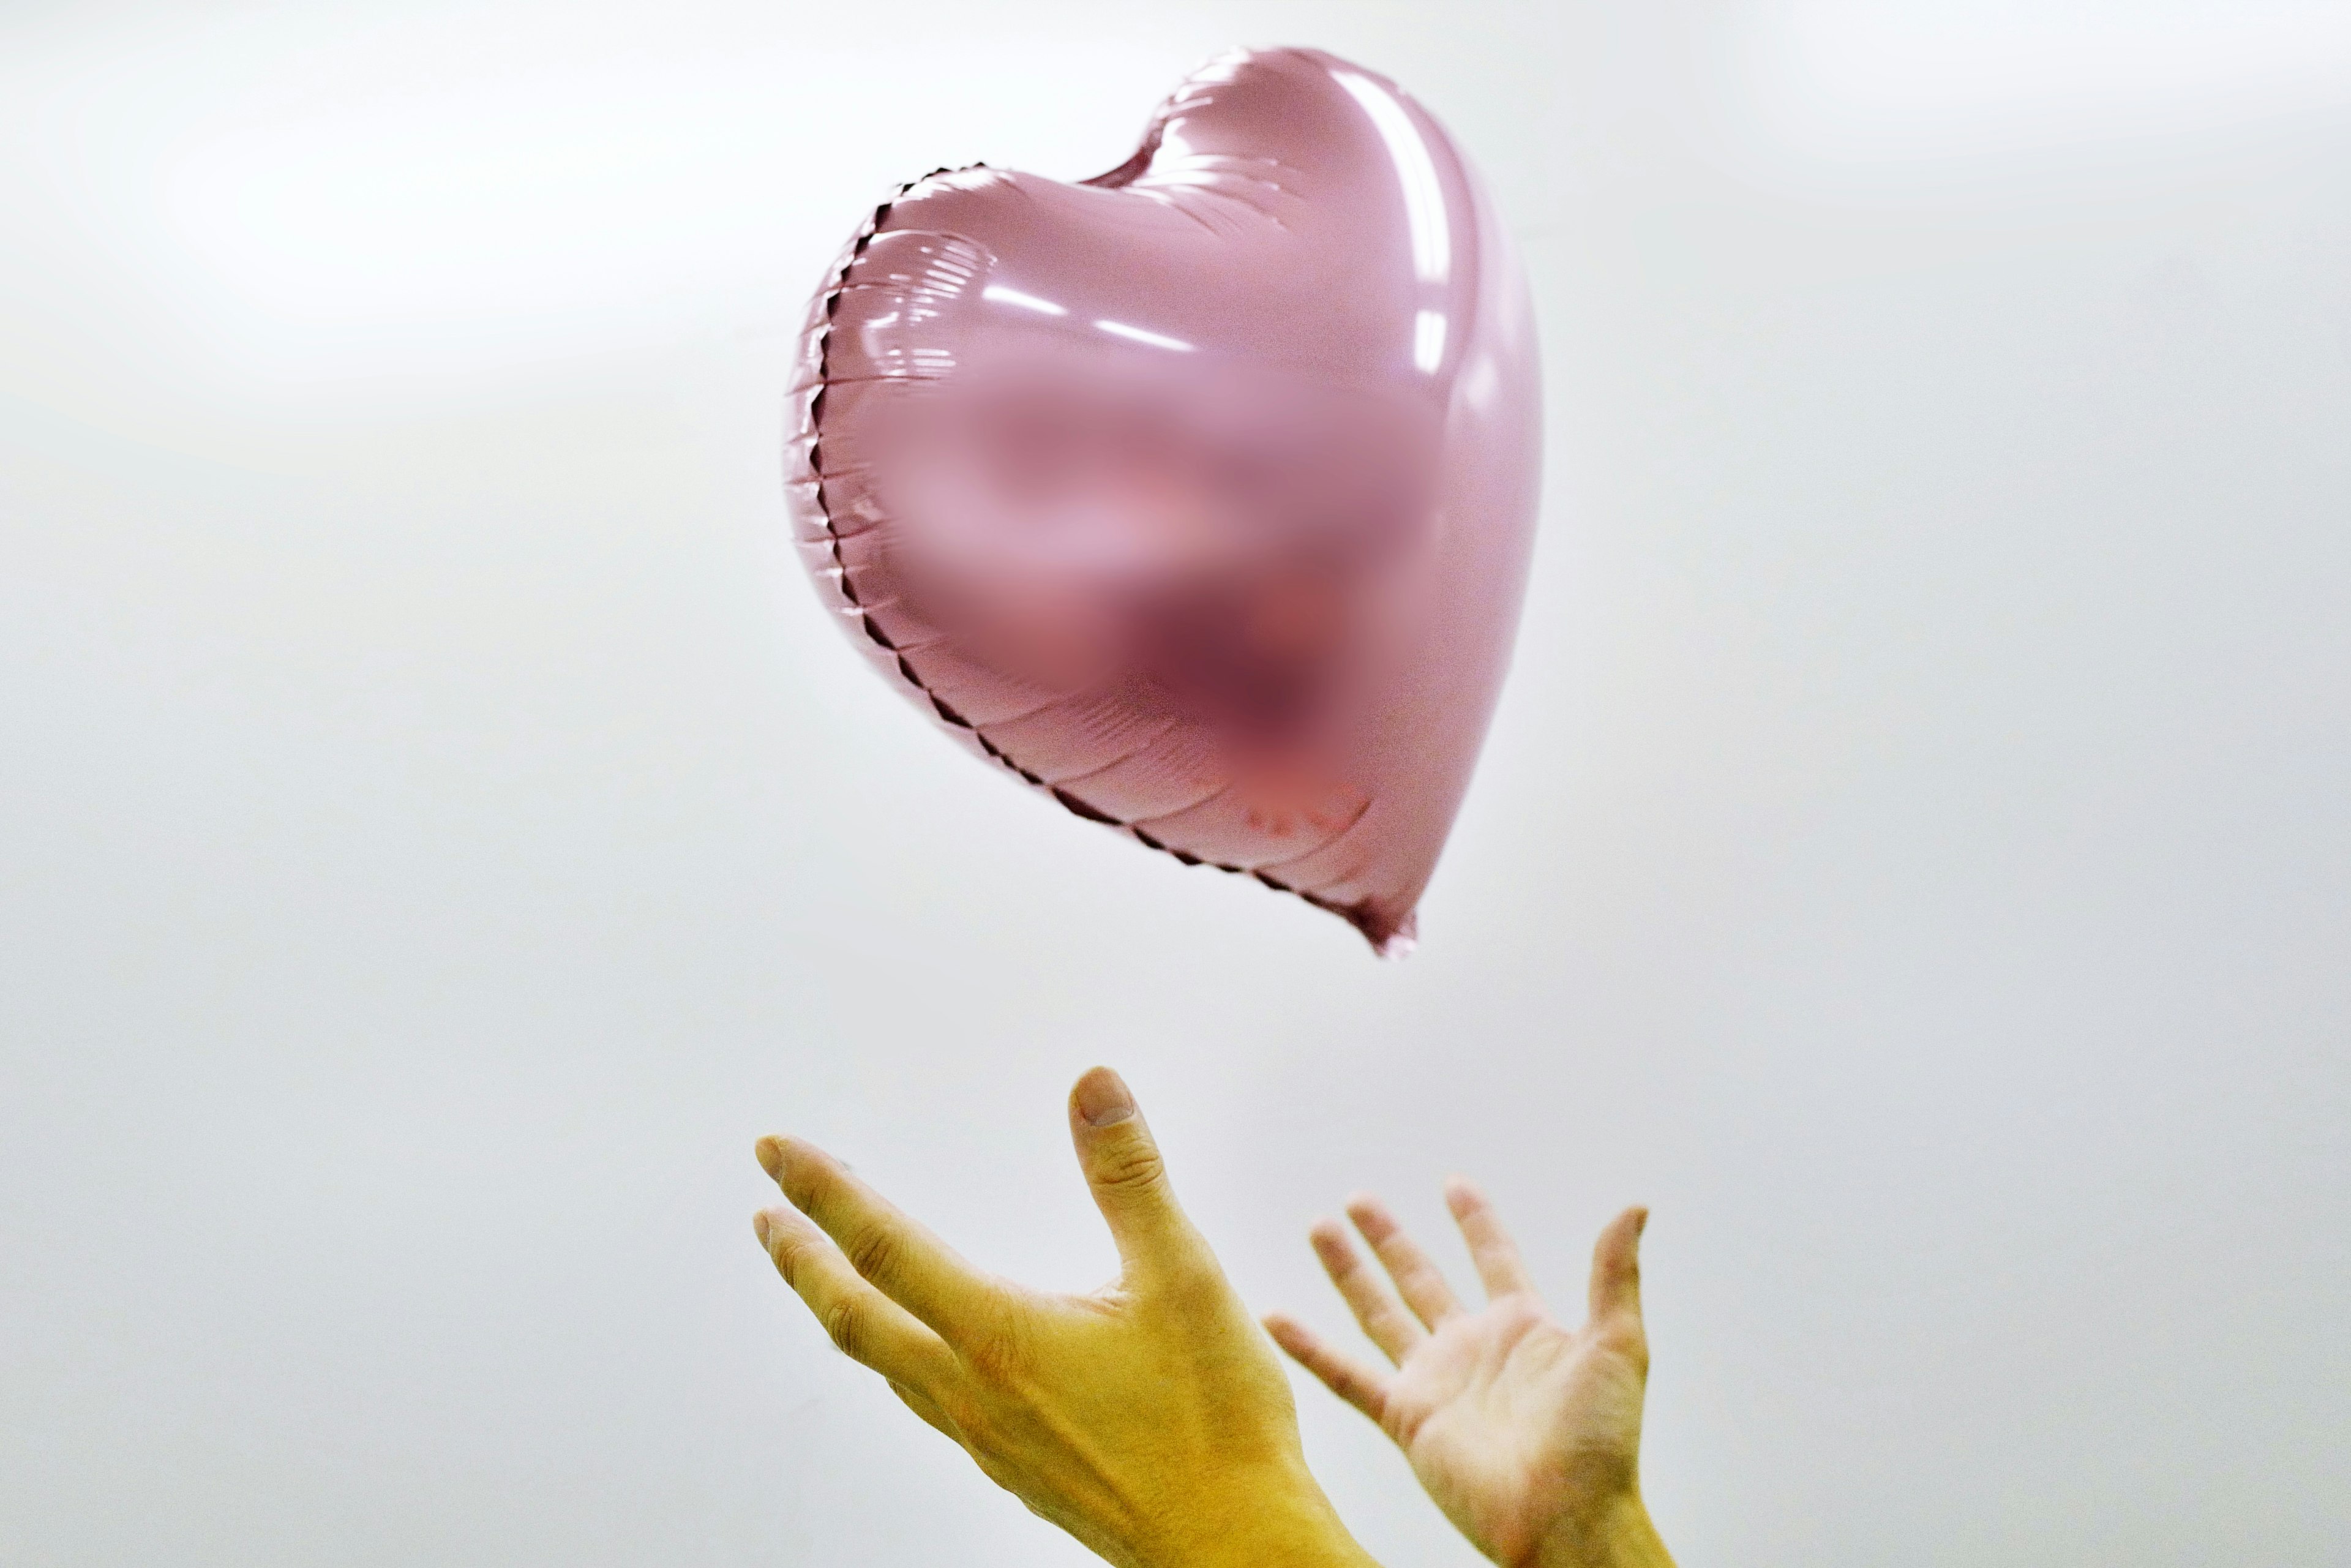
756, 1136, 785, 1179
1635, 1208, 1651, 1239
752, 1211, 773, 1247
1074, 1067, 1136, 1127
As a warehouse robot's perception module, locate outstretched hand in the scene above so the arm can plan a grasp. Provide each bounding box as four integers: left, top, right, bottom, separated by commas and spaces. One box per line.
752, 1068, 1379, 1568
1265, 1182, 1673, 1568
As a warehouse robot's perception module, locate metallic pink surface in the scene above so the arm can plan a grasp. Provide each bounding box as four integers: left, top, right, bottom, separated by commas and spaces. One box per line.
786, 47, 1541, 953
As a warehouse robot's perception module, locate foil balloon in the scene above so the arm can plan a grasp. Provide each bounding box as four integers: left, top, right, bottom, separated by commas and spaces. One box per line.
786, 47, 1540, 953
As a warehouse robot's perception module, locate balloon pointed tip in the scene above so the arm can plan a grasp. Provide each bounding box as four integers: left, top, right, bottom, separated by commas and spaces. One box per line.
1370, 912, 1419, 960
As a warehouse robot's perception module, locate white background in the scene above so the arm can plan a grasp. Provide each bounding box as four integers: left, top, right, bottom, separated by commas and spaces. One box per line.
3, 2, 2347, 1564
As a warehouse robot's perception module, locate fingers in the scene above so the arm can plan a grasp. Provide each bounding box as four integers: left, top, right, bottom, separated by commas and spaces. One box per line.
759, 1135, 991, 1339
1444, 1175, 1537, 1301
1588, 1205, 1649, 1330
1308, 1217, 1425, 1362
1067, 1068, 1213, 1283
1345, 1194, 1463, 1332
753, 1206, 958, 1391
1264, 1312, 1395, 1428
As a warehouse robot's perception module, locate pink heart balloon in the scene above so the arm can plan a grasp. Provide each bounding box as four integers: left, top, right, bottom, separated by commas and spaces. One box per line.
786, 47, 1540, 953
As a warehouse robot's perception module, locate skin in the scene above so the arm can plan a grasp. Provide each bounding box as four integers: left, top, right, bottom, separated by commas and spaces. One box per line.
751, 1067, 1379, 1568
1264, 1182, 1676, 1568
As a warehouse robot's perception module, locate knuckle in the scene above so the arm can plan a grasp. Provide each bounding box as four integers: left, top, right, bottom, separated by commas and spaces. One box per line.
767, 1230, 812, 1283
819, 1296, 867, 1362
1089, 1138, 1168, 1196
937, 1386, 990, 1444
958, 1306, 1032, 1385
843, 1221, 901, 1284
962, 1326, 1026, 1385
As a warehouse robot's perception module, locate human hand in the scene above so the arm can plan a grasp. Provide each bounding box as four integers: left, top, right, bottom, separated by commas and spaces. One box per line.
751, 1068, 1380, 1568
1264, 1184, 1672, 1568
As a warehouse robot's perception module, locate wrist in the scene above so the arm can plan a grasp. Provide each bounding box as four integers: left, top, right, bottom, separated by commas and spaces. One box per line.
1155, 1465, 1379, 1568
1528, 1491, 1673, 1568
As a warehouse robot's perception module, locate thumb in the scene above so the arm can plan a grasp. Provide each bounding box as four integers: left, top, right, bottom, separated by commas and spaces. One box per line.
1589, 1205, 1648, 1331
1068, 1067, 1208, 1281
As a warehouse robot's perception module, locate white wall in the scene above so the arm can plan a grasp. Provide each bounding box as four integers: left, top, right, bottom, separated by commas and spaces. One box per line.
2, 2, 2346, 1564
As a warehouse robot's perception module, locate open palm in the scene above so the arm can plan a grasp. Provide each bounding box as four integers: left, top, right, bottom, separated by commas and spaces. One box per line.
1265, 1182, 1668, 1568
